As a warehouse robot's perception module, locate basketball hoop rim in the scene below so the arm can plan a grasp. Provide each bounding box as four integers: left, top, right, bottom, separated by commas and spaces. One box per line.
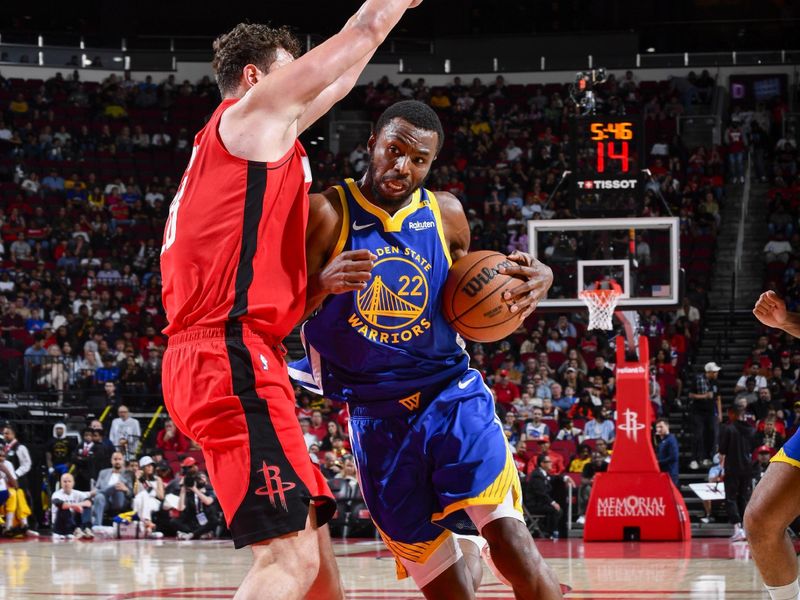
578, 280, 623, 300
579, 281, 623, 331
578, 288, 622, 300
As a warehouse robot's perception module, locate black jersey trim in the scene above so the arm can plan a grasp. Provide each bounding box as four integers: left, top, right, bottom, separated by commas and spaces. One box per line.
229, 161, 268, 319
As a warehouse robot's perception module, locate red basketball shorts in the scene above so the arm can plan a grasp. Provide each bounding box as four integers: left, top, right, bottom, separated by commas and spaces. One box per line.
162, 322, 335, 548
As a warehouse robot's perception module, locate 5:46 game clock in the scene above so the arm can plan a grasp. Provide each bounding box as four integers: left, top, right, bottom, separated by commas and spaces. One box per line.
570, 115, 644, 217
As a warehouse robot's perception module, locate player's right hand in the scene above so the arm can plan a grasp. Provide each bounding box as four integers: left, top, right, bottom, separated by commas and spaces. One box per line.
753, 290, 787, 329
319, 249, 376, 295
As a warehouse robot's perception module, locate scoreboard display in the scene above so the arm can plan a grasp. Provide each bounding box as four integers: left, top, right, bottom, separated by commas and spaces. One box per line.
570, 116, 644, 216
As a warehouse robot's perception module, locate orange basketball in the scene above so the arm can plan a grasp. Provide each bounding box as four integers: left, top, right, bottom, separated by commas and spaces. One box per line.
441, 250, 523, 343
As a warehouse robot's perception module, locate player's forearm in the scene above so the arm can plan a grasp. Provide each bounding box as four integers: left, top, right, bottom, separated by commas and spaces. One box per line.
253, 0, 413, 119
297, 49, 377, 135
351, 0, 416, 42
301, 275, 329, 323
779, 312, 800, 339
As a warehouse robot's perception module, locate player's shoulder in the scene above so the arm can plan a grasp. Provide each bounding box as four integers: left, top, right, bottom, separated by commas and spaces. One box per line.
427, 190, 466, 220
308, 186, 346, 237
310, 186, 346, 217
427, 189, 462, 211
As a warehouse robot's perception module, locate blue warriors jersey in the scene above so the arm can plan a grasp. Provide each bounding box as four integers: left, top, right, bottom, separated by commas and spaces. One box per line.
290, 178, 468, 404
289, 181, 522, 575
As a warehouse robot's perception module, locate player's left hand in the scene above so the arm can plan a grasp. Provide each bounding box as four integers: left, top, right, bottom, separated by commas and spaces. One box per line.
498, 251, 553, 320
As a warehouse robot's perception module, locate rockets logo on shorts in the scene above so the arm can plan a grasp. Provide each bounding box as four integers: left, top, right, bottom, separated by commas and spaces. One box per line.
255, 462, 296, 511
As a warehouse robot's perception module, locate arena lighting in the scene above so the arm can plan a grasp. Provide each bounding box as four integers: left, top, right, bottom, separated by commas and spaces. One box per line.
646, 47, 656, 53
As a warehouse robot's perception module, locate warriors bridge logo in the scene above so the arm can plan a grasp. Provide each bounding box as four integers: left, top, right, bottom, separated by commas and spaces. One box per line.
349, 246, 433, 345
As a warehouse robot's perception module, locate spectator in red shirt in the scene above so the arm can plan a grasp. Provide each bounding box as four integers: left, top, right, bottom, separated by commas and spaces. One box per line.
138, 326, 165, 355
308, 410, 328, 441
742, 348, 773, 376
493, 369, 519, 411
295, 393, 313, 420
568, 391, 597, 420
724, 120, 747, 183
156, 418, 189, 453
334, 406, 350, 437
525, 436, 565, 477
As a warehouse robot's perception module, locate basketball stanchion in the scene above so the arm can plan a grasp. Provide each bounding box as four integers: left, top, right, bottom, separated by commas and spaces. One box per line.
580, 283, 691, 541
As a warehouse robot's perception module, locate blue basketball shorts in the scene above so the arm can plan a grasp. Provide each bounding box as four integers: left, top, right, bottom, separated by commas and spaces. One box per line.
348, 368, 523, 579
772, 427, 800, 468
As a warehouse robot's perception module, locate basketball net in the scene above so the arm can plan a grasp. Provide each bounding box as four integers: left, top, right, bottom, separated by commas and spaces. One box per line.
579, 280, 623, 331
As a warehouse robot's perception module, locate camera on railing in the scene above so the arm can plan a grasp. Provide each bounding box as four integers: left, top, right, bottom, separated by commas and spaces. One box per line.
570, 67, 607, 115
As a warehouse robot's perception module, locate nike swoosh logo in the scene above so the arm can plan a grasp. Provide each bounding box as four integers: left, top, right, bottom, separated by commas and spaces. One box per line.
458, 376, 477, 390
352, 221, 375, 231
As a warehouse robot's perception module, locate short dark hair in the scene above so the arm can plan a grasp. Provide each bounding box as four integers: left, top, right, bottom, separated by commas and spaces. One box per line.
212, 23, 301, 96
374, 100, 445, 153
655, 418, 669, 427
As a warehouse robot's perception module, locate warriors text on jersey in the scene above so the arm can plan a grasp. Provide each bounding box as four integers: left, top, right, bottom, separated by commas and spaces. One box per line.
292, 178, 468, 403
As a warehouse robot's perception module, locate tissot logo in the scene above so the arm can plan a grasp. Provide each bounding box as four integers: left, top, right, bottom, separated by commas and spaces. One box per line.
409, 220, 435, 231
578, 179, 638, 190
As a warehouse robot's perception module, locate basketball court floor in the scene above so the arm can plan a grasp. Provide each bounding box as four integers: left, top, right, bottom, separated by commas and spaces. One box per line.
0, 537, 782, 599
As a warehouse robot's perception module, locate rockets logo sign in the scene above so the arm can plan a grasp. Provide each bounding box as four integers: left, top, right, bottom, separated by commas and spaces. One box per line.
617, 408, 646, 442
255, 462, 296, 511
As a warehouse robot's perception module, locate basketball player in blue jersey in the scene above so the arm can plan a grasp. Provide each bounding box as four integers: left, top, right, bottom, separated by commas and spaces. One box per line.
747, 291, 800, 600
290, 101, 562, 599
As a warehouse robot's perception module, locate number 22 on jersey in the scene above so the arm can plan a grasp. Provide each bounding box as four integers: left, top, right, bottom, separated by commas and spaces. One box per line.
161, 145, 199, 255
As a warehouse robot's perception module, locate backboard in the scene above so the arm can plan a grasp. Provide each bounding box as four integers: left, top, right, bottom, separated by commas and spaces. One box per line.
528, 217, 681, 310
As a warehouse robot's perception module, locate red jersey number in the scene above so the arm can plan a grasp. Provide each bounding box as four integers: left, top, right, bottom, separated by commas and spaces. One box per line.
162, 146, 199, 255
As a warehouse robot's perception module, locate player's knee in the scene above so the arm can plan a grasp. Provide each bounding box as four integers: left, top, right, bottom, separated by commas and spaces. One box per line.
251, 532, 321, 586
482, 518, 541, 571
744, 489, 786, 539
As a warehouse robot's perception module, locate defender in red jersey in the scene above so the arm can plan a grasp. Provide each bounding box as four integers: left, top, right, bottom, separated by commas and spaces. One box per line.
159, 3, 422, 599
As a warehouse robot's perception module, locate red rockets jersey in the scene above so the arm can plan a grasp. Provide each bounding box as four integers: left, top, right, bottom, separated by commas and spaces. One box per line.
160, 98, 312, 339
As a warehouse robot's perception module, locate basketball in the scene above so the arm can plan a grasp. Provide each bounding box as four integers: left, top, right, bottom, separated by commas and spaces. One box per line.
442, 251, 522, 342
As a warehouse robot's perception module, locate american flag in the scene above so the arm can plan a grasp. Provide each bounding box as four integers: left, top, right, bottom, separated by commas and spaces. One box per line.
651, 285, 671, 297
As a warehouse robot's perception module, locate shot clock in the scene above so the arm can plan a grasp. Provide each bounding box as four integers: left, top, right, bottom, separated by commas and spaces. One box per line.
570, 116, 644, 217
589, 121, 633, 173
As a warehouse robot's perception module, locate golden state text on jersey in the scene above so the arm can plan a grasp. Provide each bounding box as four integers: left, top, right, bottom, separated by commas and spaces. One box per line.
290, 179, 468, 404
349, 244, 433, 345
